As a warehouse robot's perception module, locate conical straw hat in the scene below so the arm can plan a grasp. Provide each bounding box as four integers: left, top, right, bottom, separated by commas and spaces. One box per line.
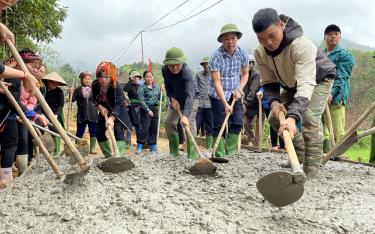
42, 72, 67, 86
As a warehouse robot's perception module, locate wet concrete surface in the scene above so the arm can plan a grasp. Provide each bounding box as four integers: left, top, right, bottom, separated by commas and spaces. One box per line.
0, 150, 374, 233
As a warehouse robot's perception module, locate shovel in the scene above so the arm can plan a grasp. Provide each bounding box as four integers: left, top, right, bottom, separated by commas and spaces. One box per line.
256, 94, 263, 152
98, 114, 134, 173
327, 127, 375, 159
210, 99, 236, 163
66, 80, 75, 132
322, 100, 375, 164
324, 102, 335, 147
0, 80, 64, 179
176, 109, 217, 175
256, 111, 306, 207
156, 89, 163, 146
44, 122, 90, 161
6, 39, 90, 177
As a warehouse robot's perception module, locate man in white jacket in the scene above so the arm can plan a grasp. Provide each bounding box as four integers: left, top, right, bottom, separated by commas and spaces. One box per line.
251, 8, 336, 179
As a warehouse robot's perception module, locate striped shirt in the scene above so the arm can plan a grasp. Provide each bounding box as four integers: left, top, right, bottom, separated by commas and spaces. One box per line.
208, 46, 249, 100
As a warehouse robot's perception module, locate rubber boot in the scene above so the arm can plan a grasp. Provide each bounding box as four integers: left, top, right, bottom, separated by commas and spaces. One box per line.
90, 137, 97, 154
213, 137, 225, 158
303, 156, 322, 180
16, 154, 28, 175
187, 138, 198, 160
323, 138, 332, 153
99, 141, 112, 158
149, 144, 157, 154
205, 135, 213, 149
136, 143, 142, 155
167, 134, 180, 157
52, 136, 61, 158
117, 141, 126, 157
0, 167, 13, 186
225, 134, 239, 156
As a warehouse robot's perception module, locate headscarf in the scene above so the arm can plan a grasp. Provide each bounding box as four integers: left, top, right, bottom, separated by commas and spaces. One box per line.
96, 61, 117, 88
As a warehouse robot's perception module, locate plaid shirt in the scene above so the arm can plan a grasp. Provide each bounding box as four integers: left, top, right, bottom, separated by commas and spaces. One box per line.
208, 46, 249, 100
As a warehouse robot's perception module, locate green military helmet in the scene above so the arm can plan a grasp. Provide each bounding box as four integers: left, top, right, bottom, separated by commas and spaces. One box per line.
163, 47, 187, 65
217, 23, 242, 42
129, 70, 142, 78
200, 56, 209, 66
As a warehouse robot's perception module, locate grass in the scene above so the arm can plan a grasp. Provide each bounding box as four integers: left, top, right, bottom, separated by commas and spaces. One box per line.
346, 147, 371, 162
342, 130, 372, 163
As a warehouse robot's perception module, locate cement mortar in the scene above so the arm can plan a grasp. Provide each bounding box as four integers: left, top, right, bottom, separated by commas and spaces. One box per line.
0, 150, 374, 233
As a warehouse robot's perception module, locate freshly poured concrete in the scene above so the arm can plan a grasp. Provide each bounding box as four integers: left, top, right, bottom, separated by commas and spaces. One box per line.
1, 150, 374, 233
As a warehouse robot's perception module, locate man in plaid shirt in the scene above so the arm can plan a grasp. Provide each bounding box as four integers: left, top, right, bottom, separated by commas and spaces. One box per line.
209, 23, 249, 157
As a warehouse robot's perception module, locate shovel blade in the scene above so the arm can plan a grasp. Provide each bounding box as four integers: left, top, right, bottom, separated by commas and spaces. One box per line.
209, 157, 229, 163
256, 171, 304, 207
63, 159, 92, 184
189, 158, 217, 175
98, 157, 134, 173
329, 131, 358, 159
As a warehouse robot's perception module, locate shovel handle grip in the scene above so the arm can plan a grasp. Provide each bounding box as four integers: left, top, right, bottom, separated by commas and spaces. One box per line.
279, 112, 303, 174
176, 109, 203, 159
104, 114, 119, 156
212, 98, 236, 156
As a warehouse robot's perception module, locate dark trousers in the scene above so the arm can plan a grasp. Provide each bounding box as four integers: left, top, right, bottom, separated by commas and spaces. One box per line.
128, 105, 141, 140
0, 119, 18, 168
17, 122, 32, 155
210, 97, 243, 137
138, 106, 158, 145
196, 107, 213, 136
96, 116, 125, 143
17, 120, 43, 162
177, 122, 185, 144
264, 108, 285, 148
76, 120, 97, 138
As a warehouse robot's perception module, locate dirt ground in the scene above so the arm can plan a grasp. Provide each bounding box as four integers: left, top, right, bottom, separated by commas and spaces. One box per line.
0, 147, 374, 233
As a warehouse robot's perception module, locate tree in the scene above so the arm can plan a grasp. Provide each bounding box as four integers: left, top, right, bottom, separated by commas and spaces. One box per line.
0, 0, 67, 58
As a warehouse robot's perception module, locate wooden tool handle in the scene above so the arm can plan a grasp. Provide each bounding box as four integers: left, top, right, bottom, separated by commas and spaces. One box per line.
66, 80, 75, 132
6, 39, 86, 168
278, 112, 303, 174
322, 100, 375, 164
176, 109, 203, 159
212, 98, 236, 156
104, 114, 119, 156
257, 95, 263, 151
324, 102, 335, 147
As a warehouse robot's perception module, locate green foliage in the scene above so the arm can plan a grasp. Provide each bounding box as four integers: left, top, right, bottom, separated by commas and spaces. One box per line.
348, 50, 375, 108
0, 0, 67, 59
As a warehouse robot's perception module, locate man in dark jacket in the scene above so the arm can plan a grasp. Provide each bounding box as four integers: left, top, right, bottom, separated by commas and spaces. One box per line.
162, 47, 197, 159
195, 56, 213, 149
243, 54, 263, 147
252, 8, 336, 179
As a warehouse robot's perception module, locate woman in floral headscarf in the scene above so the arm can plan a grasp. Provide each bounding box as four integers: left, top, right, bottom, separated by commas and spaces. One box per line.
92, 61, 129, 157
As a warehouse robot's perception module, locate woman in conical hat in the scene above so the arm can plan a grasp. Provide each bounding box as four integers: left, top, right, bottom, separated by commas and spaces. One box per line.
42, 71, 67, 158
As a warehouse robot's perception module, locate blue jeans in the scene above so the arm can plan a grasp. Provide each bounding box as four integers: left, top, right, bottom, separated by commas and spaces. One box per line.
210, 97, 243, 137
